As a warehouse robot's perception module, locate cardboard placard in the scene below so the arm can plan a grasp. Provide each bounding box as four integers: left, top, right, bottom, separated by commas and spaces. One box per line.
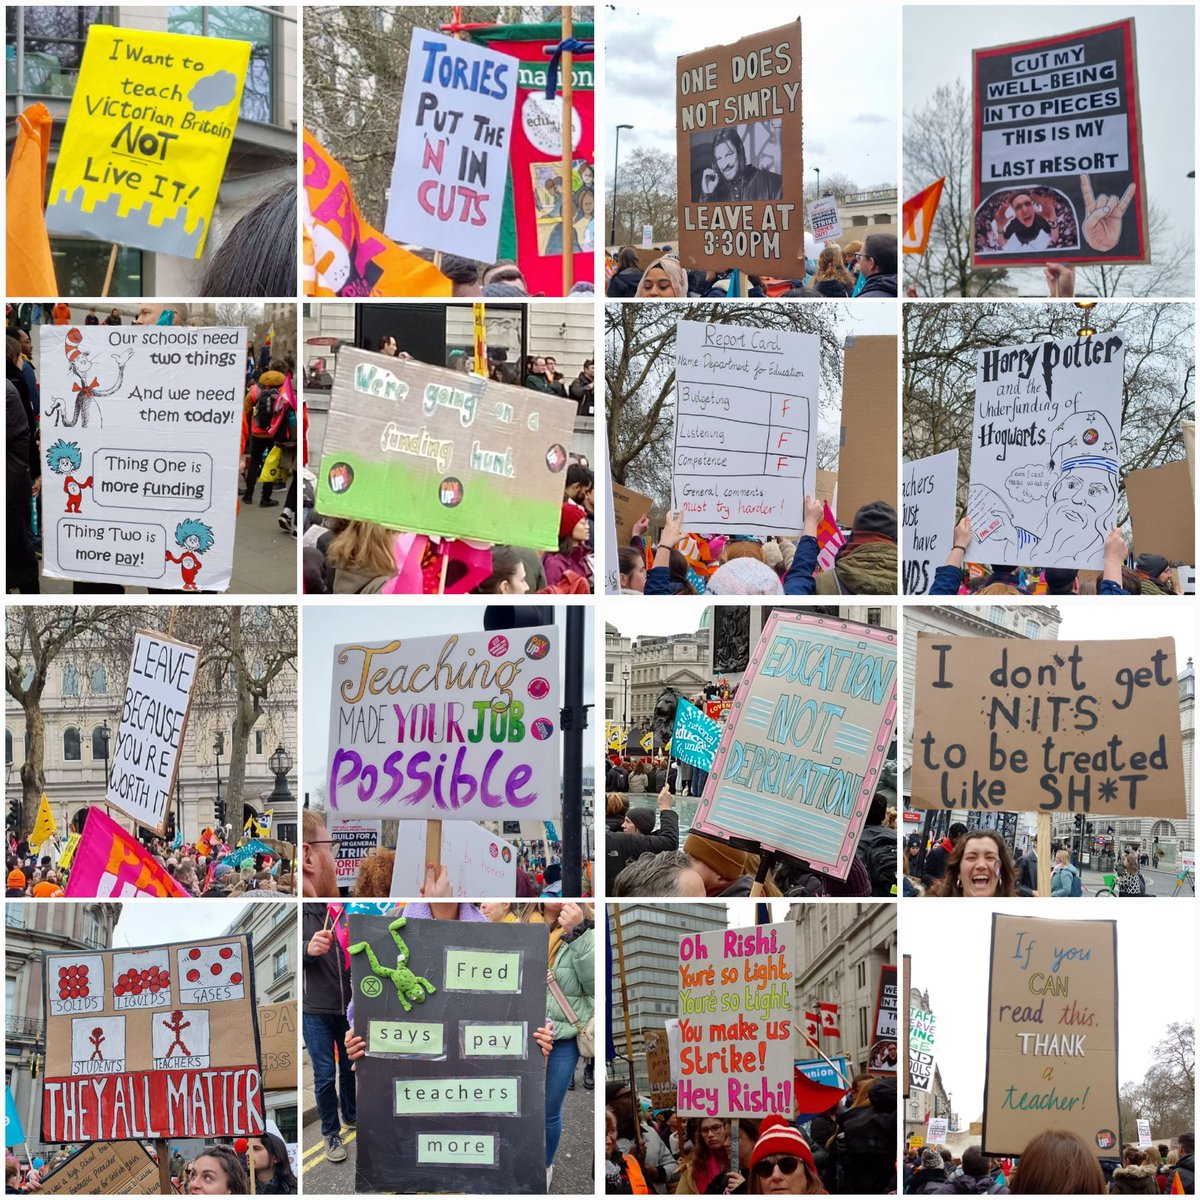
385, 30, 517, 262
836, 335, 898, 522
671, 319, 819, 536
41, 934, 265, 1141
983, 914, 1119, 1159
903, 450, 960, 595
693, 611, 897, 880
258, 1000, 297, 1091
807, 196, 842, 242
611, 482, 655, 544
105, 630, 199, 833
676, 22, 803, 273
677, 923, 796, 1118
971, 19, 1149, 268
62, 807, 190, 899
868, 964, 899, 1075
642, 225, 654, 249
35, 1140, 159, 1195
1124, 460, 1195, 565
327, 627, 560, 820
389, 821, 519, 897
815, 469, 837, 508
45, 26, 249, 259
909, 1007, 936, 1092
349, 914, 547, 1193
39, 326, 244, 590
334, 820, 382, 885
644, 1029, 676, 1108
968, 333, 1125, 570
910, 632, 1187, 817
315, 347, 577, 551
671, 703, 722, 772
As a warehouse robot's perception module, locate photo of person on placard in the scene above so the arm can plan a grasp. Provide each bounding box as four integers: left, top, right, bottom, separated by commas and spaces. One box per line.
975, 186, 1079, 255
689, 122, 784, 203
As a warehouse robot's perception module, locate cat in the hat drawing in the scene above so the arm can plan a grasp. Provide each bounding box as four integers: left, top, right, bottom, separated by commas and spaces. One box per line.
43, 327, 133, 428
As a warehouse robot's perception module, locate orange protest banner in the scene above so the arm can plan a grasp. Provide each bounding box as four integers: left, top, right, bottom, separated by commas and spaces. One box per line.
902, 177, 945, 255
5, 104, 58, 295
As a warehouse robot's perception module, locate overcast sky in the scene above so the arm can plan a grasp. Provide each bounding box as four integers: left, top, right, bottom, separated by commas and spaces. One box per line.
113, 900, 271, 947
908, 900, 1195, 1126
606, 3, 899, 189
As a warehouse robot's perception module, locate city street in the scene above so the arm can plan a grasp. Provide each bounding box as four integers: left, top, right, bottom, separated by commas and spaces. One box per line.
1078, 862, 1194, 897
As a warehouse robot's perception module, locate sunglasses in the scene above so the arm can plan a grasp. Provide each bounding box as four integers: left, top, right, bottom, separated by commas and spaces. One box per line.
753, 1156, 802, 1179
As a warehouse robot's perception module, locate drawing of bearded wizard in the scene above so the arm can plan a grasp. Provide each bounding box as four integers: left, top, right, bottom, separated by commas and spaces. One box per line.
1033, 409, 1119, 562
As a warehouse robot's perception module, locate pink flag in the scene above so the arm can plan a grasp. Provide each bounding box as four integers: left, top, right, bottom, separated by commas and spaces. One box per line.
816, 502, 846, 572
63, 807, 189, 898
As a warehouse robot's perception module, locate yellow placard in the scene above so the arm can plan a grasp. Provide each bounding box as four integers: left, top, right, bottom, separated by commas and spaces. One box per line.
46, 25, 250, 259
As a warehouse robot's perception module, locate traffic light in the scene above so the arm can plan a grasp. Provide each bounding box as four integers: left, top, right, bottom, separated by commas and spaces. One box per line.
6, 799, 20, 832
215, 798, 226, 826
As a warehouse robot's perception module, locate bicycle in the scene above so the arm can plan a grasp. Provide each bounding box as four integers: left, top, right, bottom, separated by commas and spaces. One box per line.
1091, 872, 1117, 897
1171, 869, 1195, 898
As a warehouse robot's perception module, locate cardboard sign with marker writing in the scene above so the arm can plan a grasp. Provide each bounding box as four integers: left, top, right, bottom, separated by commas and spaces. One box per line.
645, 1029, 676, 1108
836, 336, 898, 522
36, 1140, 159, 1195
1124, 460, 1195, 565
903, 450, 959, 596
983, 914, 1119, 1159
40, 934, 265, 1142
259, 1001, 297, 1091
612, 482, 655, 543
349, 914, 547, 1194
910, 632, 1187, 817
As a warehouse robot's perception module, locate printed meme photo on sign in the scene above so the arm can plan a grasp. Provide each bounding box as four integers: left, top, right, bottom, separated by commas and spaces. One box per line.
603, 301, 899, 599
4, 899, 300, 1195
902, 6, 1195, 298
6, 301, 301, 596
6, 6, 298, 299
605, 601, 899, 901
605, 899, 899, 1195
302, 7, 594, 299
302, 300, 595, 595
900, 902, 1195, 1195
298, 898, 593, 1194
4, 604, 299, 901
302, 604, 594, 902
902, 602, 1196, 900
902, 300, 1195, 597
606, 2, 899, 299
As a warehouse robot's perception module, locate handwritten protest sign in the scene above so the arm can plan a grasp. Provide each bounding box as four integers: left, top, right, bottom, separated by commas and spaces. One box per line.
807, 196, 842, 242
259, 1001, 297, 1091
972, 19, 1148, 268
967, 333, 1124, 570
984, 915, 1119, 1159
676, 22, 803, 273
693, 611, 897, 880
909, 1007, 936, 1091
41, 934, 265, 1142
46, 26, 249, 258
316, 347, 576, 551
36, 1141, 159, 1195
386, 30, 516, 262
677, 922, 795, 1118
349, 913, 546, 1193
38, 325, 244, 590
333, 820, 381, 886
645, 1029, 676, 1108
910, 633, 1187, 817
868, 964, 899, 1074
672, 320, 818, 536
389, 820, 519, 897
1124, 460, 1195, 565
327, 627, 560, 820
903, 450, 959, 595
106, 630, 199, 833
63, 807, 189, 899
671, 703, 722, 772
612, 481, 654, 544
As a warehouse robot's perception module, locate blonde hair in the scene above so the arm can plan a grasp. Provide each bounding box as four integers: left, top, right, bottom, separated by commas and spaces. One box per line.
815, 245, 854, 288
327, 520, 397, 578
1055, 849, 1071, 865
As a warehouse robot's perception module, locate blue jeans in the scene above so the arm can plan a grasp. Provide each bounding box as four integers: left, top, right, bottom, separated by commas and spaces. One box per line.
545, 1035, 580, 1166
303, 1012, 356, 1138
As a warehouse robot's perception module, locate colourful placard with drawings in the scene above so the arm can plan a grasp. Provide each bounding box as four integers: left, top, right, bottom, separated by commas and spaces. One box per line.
692, 611, 898, 880
671, 702, 722, 772
46, 25, 250, 258
62, 806, 190, 899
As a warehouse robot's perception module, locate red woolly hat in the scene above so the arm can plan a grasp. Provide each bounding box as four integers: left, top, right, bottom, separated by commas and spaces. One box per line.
748, 1114, 817, 1176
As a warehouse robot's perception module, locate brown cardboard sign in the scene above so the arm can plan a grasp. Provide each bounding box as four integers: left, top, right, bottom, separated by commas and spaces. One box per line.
676, 22, 803, 273
983, 914, 1119, 1160
40, 934, 266, 1142
612, 482, 656, 543
815, 470, 837, 508
837, 336, 898, 522
910, 632, 1187, 817
644, 1028, 676, 1108
36, 1141, 159, 1195
259, 1000, 298, 1091
1125, 460, 1195, 565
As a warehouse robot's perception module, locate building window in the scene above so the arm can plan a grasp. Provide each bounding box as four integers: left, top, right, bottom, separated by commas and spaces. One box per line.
255, 731, 265, 756
4, 729, 11, 765
858, 1005, 869, 1046
852, 215, 868, 226
6, 6, 104, 97
866, 608, 882, 627
63, 727, 82, 762
1024, 619, 1039, 639
873, 213, 891, 224
272, 946, 289, 980
167, 7, 275, 123
62, 665, 80, 697
85, 909, 103, 948
89, 666, 107, 693
856, 961, 867, 989
989, 606, 1005, 627
605, 662, 614, 682
90, 725, 109, 761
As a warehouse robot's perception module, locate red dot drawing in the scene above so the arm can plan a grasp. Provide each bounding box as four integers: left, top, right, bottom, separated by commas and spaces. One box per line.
219, 947, 233, 960
230, 973, 243, 985
189, 949, 201, 960
187, 969, 200, 983
210, 964, 222, 976
58, 967, 68, 980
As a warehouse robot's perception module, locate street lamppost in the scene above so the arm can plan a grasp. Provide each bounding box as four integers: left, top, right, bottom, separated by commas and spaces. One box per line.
813, 166, 821, 197
610, 123, 633, 247
622, 664, 631, 731
267, 744, 294, 808
99, 720, 111, 786
213, 732, 225, 828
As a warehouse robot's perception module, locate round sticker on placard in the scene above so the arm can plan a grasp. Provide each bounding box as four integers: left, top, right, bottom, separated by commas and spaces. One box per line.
521, 95, 582, 155
488, 843, 498, 859
528, 677, 550, 699
531, 717, 554, 740
525, 633, 550, 659
545, 443, 567, 472
438, 477, 464, 507
488, 635, 509, 657
327, 462, 354, 494
1095, 1130, 1117, 1150
501, 846, 512, 863
360, 976, 382, 998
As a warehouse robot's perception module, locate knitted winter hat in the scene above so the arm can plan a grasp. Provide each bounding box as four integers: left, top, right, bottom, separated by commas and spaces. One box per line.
683, 833, 748, 883
748, 1114, 817, 1176
625, 809, 656, 835
559, 502, 588, 540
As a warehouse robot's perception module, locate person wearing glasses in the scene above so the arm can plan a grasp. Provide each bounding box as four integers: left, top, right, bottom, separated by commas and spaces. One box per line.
722, 1115, 827, 1195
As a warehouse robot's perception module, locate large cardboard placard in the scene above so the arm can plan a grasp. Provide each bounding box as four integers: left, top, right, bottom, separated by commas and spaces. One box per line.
106, 630, 199, 833
971, 19, 1148, 268
259, 1001, 298, 1091
389, 820, 519, 897
676, 22, 803, 273
39, 325, 245, 590
644, 1029, 676, 1108
46, 27, 249, 259
612, 482, 655, 544
62, 807, 190, 899
349, 914, 547, 1193
315, 347, 577, 552
868, 964, 899, 1075
836, 336, 898, 522
672, 320, 819, 536
677, 922, 796, 1118
967, 332, 1124, 570
909, 1007, 936, 1092
36, 1140, 159, 1195
40, 934, 265, 1142
903, 450, 960, 595
327, 627, 560, 820
910, 633, 1187, 817
1124, 460, 1195, 565
385, 30, 517, 262
983, 915, 1119, 1159
333, 820, 382, 886
693, 611, 898, 880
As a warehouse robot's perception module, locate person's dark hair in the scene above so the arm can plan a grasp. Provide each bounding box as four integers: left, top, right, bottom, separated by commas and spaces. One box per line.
5, 335, 21, 367
782, 285, 823, 298
616, 247, 640, 271
192, 1145, 249, 1194
939, 1149, 953, 1164
256, 1131, 297, 1190
198, 182, 296, 297
612, 850, 696, 897
710, 127, 748, 176
962, 1147, 992, 1179
618, 545, 643, 583
566, 463, 594, 489
949, 822, 968, 840
866, 791, 888, 826
1009, 1129, 1105, 1194
930, 829, 1017, 897
1043, 567, 1078, 595
438, 254, 479, 286
583, 358, 594, 369
667, 548, 698, 595
1179, 1132, 1194, 1155
474, 546, 524, 594
862, 232, 898, 276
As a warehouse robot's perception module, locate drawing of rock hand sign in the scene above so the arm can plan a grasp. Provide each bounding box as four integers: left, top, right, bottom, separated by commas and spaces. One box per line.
1080, 175, 1137, 253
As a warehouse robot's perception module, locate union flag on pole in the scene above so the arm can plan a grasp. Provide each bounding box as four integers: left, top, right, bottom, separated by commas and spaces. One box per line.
903, 177, 945, 255
819, 1001, 841, 1037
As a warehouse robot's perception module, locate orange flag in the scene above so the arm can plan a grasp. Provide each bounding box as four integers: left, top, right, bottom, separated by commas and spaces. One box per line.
6, 103, 59, 295
1170, 1169, 1184, 1194
902, 177, 946, 255
302, 130, 452, 298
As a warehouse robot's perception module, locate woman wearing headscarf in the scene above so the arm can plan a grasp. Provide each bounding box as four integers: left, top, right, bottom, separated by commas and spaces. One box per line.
636, 256, 688, 298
